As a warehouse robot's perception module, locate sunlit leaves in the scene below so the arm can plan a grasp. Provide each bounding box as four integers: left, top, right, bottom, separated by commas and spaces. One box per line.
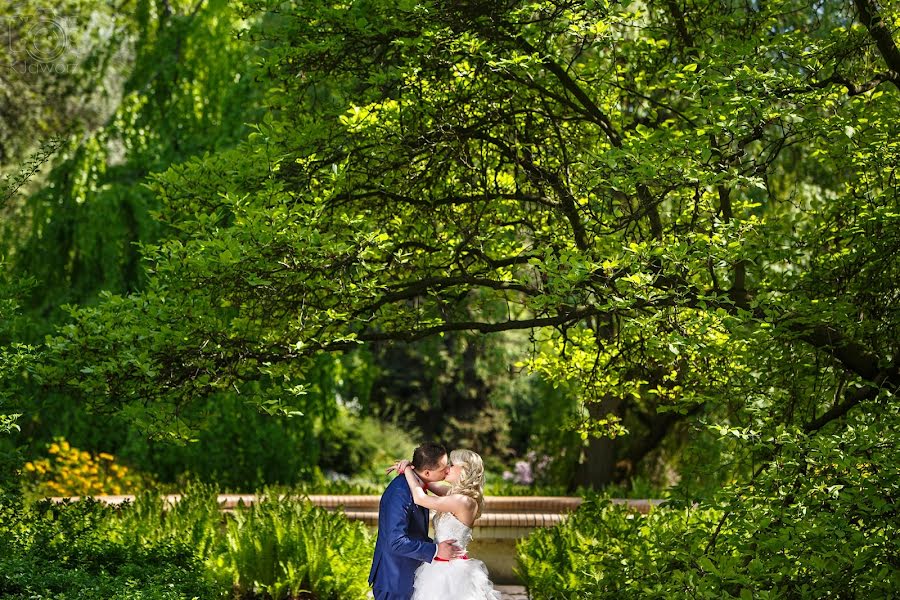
10, 0, 897, 499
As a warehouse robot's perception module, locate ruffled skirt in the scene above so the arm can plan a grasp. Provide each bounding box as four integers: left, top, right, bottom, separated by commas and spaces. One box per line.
410, 557, 502, 600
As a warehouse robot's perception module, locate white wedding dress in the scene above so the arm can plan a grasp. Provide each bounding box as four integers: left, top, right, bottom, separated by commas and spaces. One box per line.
411, 511, 502, 600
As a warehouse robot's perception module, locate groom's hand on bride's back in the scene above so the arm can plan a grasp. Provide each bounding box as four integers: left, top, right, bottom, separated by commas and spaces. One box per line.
436, 539, 462, 560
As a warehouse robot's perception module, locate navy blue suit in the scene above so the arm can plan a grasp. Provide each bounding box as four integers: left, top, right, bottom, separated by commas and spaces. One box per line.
369, 474, 437, 600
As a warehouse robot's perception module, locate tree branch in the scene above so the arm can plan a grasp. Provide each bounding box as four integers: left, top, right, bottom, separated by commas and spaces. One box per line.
516, 38, 622, 147
854, 0, 900, 84
776, 72, 900, 96
474, 132, 590, 251
797, 324, 896, 387
305, 307, 602, 353
803, 377, 885, 434
665, 0, 694, 49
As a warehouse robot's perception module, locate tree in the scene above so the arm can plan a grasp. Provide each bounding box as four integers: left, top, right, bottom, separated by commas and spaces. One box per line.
1, 0, 262, 331
24, 0, 899, 488
0, 0, 267, 456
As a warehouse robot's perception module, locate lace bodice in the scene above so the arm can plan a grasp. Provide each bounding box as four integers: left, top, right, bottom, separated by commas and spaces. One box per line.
432, 512, 473, 552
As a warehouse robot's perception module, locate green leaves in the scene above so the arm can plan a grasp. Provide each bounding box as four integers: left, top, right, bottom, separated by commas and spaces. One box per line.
520, 422, 900, 598
517, 496, 722, 598
219, 493, 372, 599
0, 487, 372, 599
2, 0, 895, 506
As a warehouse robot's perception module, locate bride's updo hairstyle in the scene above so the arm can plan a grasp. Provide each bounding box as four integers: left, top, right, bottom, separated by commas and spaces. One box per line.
448, 449, 486, 519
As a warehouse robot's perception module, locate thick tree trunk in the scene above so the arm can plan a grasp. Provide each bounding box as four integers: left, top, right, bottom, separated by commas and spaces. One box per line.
572, 432, 619, 490
571, 395, 623, 490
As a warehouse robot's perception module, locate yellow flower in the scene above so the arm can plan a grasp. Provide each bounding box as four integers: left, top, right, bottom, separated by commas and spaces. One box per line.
24, 462, 36, 472
99, 452, 114, 461
48, 443, 60, 454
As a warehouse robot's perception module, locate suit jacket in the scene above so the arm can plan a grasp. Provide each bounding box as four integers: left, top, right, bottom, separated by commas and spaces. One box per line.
369, 474, 437, 597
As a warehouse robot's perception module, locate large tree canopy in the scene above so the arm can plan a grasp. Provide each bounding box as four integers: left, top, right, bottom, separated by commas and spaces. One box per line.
21, 0, 900, 486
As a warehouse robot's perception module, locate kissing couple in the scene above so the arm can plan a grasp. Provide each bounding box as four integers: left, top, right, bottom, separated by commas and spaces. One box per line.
368, 442, 502, 600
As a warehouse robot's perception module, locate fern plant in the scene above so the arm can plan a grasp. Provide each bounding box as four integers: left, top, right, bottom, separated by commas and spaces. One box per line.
114, 482, 223, 561
217, 492, 372, 600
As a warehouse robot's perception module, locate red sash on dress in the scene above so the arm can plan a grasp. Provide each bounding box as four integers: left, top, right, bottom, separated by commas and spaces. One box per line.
434, 554, 469, 562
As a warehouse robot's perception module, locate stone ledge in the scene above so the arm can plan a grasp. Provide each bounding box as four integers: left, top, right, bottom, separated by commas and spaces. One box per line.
47, 494, 666, 522
342, 510, 568, 528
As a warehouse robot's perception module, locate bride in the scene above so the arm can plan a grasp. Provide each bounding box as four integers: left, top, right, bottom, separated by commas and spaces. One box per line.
393, 449, 502, 600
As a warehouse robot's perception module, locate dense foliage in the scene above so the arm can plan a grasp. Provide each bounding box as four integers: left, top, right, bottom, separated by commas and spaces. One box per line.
7, 0, 891, 488
0, 495, 215, 599
518, 489, 899, 598
0, 0, 389, 490
0, 2, 898, 595
2, 0, 535, 490
0, 486, 373, 600
217, 496, 372, 600
0, 1, 120, 165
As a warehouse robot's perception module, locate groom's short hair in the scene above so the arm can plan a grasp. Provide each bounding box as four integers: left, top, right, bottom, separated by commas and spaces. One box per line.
412, 442, 448, 470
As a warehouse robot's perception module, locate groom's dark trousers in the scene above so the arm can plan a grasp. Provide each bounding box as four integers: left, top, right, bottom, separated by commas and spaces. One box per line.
369, 475, 437, 600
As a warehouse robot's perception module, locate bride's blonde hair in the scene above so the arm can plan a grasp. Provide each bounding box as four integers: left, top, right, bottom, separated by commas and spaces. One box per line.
448, 449, 486, 519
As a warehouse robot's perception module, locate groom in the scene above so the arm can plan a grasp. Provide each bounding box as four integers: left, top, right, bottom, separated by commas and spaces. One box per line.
369, 442, 461, 600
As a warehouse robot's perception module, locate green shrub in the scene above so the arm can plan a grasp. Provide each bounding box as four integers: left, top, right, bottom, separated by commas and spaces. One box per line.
0, 486, 377, 600
116, 485, 375, 599
0, 493, 215, 600
117, 394, 321, 491
114, 482, 223, 560
519, 481, 900, 599
216, 493, 372, 600
517, 495, 720, 599
483, 479, 568, 497
316, 409, 417, 478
